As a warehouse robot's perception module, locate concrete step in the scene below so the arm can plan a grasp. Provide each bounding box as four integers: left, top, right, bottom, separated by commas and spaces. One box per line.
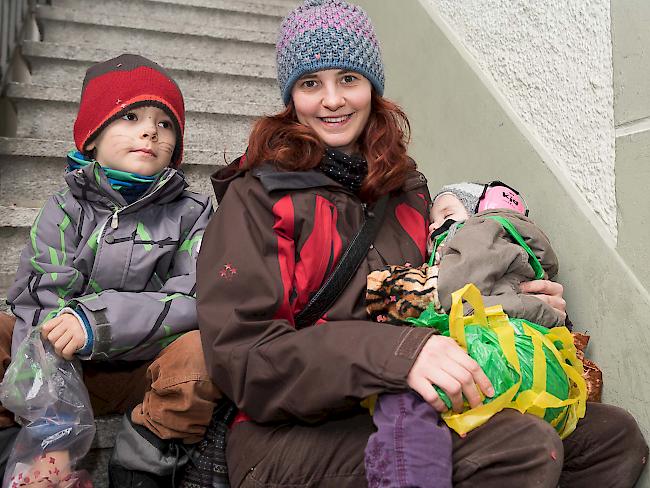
47, 0, 284, 36
38, 3, 279, 42
0, 206, 39, 228
78, 414, 122, 488
22, 41, 281, 105
0, 227, 28, 304
37, 5, 278, 65
7, 82, 278, 148
0, 137, 226, 209
51, 0, 297, 19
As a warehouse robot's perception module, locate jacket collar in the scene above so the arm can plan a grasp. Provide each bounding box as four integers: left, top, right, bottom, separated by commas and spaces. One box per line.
65, 158, 187, 210
211, 155, 428, 203
211, 156, 344, 203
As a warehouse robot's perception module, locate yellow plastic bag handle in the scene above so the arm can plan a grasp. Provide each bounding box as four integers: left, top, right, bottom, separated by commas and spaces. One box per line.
449, 284, 487, 349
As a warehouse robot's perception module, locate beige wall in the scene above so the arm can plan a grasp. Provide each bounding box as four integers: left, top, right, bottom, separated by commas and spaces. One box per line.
612, 0, 650, 292
356, 1, 650, 484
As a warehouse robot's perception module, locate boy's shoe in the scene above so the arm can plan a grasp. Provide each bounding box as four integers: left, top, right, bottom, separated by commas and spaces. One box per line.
108, 414, 192, 488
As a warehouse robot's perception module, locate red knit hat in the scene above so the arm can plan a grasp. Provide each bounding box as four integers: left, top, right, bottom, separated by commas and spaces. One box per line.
73, 54, 185, 167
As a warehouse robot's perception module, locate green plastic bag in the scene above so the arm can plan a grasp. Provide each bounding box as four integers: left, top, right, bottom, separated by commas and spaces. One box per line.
407, 284, 586, 438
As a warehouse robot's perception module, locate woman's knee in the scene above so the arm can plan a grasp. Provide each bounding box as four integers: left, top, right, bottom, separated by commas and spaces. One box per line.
561, 403, 648, 487
453, 410, 563, 488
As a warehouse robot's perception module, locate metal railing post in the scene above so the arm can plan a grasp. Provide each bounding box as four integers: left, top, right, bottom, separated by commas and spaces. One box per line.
0, 0, 47, 94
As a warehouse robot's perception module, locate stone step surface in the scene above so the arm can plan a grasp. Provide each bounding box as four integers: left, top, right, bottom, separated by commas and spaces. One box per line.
22, 41, 280, 104
8, 82, 278, 149
52, 0, 297, 18
38, 5, 278, 64
51, 0, 288, 32
0, 138, 224, 209
39, 3, 279, 42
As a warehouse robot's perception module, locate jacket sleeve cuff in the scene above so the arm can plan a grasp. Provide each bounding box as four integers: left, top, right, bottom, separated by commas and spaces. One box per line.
381, 326, 436, 385
68, 294, 112, 360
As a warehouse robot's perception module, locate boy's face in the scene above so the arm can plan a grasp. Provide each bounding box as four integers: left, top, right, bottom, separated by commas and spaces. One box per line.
86, 106, 176, 176
430, 193, 469, 231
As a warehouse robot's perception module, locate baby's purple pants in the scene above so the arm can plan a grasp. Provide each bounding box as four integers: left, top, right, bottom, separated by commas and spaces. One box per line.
365, 391, 452, 488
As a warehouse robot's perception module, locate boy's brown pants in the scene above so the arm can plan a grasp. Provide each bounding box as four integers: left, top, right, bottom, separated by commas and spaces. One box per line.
0, 312, 219, 444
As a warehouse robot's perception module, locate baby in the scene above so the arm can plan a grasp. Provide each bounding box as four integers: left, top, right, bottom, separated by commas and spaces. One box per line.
364, 181, 564, 488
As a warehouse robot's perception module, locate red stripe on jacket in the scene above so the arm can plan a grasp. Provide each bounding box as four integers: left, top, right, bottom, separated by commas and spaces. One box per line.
294, 196, 342, 316
272, 195, 296, 325
395, 202, 427, 260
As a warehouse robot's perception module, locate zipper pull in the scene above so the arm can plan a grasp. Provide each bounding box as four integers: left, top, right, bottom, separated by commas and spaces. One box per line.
111, 211, 119, 229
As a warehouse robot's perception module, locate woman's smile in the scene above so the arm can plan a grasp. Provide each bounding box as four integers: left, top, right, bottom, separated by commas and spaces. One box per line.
319, 113, 355, 126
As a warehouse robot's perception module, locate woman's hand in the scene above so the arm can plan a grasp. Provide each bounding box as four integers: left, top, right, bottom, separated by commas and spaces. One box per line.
520, 279, 566, 321
407, 335, 494, 413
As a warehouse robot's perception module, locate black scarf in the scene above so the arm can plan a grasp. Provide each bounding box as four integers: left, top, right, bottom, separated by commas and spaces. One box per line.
319, 148, 368, 193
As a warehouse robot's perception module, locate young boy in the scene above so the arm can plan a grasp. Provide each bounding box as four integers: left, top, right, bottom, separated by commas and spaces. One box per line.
364, 181, 564, 488
0, 54, 219, 487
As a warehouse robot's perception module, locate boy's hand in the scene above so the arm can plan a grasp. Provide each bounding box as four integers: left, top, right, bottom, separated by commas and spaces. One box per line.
41, 314, 86, 360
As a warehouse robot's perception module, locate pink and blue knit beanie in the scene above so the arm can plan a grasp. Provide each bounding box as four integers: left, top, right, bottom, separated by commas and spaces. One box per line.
276, 0, 385, 105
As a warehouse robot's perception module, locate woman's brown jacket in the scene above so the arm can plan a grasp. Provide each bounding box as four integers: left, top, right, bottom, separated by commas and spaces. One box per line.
197, 159, 435, 424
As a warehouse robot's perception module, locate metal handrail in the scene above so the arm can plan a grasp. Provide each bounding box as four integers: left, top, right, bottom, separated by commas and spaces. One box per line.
0, 0, 49, 93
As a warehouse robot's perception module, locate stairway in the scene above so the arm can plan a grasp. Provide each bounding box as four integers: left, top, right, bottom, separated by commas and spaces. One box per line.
0, 0, 297, 485
0, 0, 298, 309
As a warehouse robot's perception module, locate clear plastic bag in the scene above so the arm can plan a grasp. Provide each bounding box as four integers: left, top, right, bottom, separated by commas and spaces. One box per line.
0, 328, 94, 487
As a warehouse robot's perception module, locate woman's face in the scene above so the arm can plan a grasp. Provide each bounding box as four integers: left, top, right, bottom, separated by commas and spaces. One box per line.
291, 69, 372, 155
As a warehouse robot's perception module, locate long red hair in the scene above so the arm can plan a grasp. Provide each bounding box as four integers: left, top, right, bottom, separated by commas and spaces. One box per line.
243, 91, 413, 202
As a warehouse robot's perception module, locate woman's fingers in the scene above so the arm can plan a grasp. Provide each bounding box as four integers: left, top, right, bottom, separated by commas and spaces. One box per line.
408, 335, 494, 412
520, 280, 566, 317
426, 368, 465, 412
409, 376, 448, 413
520, 279, 563, 296
447, 346, 494, 405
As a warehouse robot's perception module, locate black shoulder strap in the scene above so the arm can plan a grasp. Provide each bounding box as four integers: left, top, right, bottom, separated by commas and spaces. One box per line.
294, 195, 389, 329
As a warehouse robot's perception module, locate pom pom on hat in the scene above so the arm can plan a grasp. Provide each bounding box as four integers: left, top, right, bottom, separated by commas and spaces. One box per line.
276, 0, 385, 105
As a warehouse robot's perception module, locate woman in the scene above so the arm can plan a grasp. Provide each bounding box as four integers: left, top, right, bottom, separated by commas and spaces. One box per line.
197, 1, 648, 486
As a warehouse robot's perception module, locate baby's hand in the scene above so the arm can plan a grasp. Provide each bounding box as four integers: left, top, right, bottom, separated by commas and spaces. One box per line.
41, 314, 86, 360
426, 223, 436, 255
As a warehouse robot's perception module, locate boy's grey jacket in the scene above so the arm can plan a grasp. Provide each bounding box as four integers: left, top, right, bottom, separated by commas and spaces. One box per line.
7, 161, 212, 360
437, 208, 564, 327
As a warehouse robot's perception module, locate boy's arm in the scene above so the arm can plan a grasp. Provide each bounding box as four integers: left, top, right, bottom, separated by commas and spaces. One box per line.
70, 196, 213, 361
7, 194, 85, 352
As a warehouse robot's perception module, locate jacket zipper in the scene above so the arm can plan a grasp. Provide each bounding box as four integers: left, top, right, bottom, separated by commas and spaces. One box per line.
82, 173, 173, 294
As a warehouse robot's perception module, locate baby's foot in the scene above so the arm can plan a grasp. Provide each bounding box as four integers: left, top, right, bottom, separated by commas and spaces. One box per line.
8, 450, 72, 487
